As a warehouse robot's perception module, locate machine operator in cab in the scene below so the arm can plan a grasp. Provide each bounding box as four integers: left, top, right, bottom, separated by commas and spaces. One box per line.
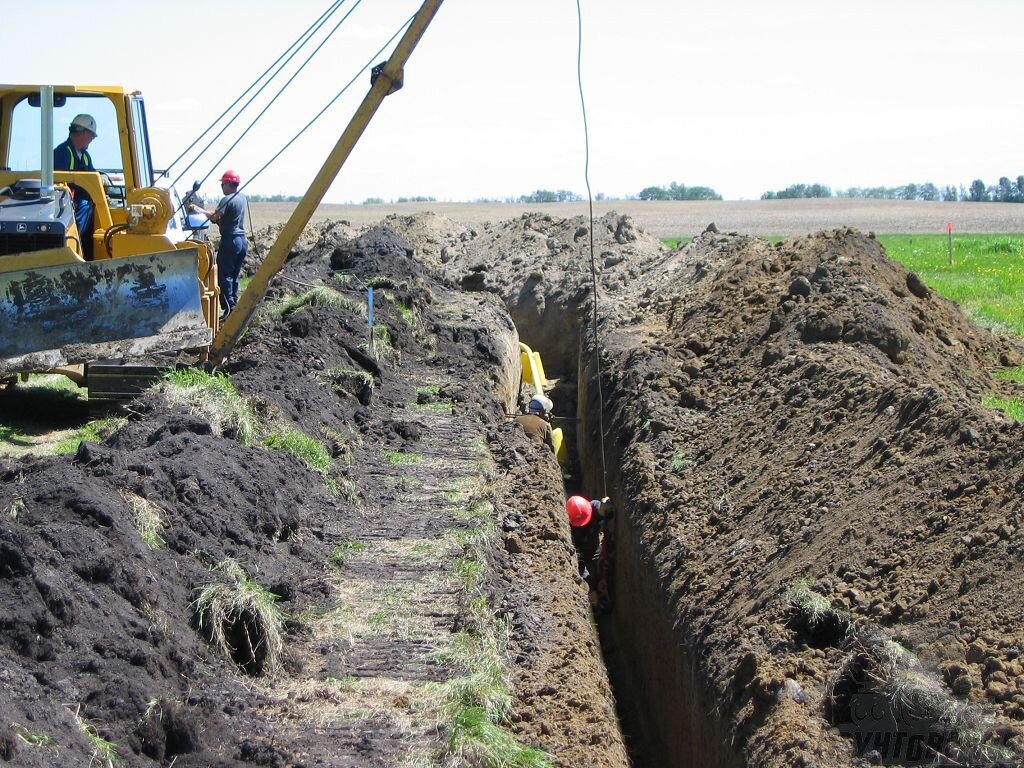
53, 113, 98, 258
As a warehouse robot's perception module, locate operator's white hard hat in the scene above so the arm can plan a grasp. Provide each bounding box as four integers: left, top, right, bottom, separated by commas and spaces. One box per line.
70, 114, 97, 136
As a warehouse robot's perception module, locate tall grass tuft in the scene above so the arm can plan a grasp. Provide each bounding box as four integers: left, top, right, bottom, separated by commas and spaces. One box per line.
272, 286, 366, 320
50, 416, 128, 455
192, 558, 285, 676
263, 428, 332, 473
162, 369, 258, 444
448, 706, 552, 768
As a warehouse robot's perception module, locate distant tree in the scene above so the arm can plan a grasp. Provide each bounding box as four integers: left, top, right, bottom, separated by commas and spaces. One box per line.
247, 193, 302, 202
995, 177, 1021, 203
918, 182, 938, 201
1017, 176, 1024, 200
396, 196, 437, 203
639, 182, 721, 201
968, 179, 988, 202
638, 185, 670, 201
900, 183, 919, 200
516, 189, 581, 203
941, 185, 958, 202
762, 183, 831, 199
362, 197, 385, 205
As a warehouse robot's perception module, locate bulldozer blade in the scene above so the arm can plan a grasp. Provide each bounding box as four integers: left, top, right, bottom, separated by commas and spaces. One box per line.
0, 248, 212, 374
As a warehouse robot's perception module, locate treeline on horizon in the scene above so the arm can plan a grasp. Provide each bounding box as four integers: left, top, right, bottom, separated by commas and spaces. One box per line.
760, 176, 1024, 202
246, 175, 1024, 205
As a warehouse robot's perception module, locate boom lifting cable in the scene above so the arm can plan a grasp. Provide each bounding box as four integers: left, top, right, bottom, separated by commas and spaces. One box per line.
172, 0, 361, 191
165, 0, 346, 180
169, 10, 412, 230
196, 0, 371, 199
223, 14, 414, 200
576, 0, 608, 499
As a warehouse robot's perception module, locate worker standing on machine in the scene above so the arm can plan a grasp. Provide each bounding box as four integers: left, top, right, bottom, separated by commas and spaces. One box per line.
191, 169, 248, 318
566, 494, 614, 612
53, 113, 98, 258
514, 394, 555, 452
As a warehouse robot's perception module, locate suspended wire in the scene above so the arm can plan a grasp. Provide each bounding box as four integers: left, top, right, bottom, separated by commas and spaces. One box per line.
230, 13, 415, 199
196, 0, 370, 196
172, 0, 359, 190
576, 0, 608, 499
165, 0, 346, 178
173, 10, 412, 229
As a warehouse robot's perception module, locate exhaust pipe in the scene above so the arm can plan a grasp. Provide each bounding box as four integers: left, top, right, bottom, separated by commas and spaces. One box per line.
40, 86, 54, 199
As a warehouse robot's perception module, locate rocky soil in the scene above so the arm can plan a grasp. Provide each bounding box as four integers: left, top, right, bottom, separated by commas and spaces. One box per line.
4, 206, 1024, 768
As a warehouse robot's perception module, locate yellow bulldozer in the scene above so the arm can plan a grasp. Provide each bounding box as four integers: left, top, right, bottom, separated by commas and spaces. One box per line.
0, 83, 219, 397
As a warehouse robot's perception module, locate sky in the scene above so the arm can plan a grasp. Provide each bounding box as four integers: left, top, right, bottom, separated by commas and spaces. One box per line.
3, 0, 1023, 203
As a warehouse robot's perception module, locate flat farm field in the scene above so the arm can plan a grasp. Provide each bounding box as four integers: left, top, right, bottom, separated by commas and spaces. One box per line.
250, 197, 1024, 238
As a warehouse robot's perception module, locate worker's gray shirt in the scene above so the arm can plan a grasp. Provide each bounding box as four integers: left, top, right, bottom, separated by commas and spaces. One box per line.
216, 193, 247, 238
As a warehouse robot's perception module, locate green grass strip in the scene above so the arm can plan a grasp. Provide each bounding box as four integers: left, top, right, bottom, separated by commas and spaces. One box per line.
879, 234, 1024, 335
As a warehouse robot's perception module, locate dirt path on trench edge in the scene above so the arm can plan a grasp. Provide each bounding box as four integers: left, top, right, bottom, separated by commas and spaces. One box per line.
243, 290, 628, 767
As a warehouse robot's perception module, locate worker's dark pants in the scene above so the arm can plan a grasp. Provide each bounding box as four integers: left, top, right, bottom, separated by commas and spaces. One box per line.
73, 193, 94, 259
217, 235, 248, 313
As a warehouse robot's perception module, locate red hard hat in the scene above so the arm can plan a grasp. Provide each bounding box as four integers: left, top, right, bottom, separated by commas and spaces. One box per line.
219, 169, 241, 184
566, 495, 592, 528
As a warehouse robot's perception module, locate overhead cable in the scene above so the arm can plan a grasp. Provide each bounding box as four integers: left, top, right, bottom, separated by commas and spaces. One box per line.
165, 0, 346, 182
196, 0, 369, 192
576, 0, 608, 499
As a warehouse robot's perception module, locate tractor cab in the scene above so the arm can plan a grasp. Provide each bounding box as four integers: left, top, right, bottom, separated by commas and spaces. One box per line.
0, 85, 218, 381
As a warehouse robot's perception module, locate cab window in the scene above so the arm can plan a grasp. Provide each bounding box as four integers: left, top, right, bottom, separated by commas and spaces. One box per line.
8, 94, 121, 173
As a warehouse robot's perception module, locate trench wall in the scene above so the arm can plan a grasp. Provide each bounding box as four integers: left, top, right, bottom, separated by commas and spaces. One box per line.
577, 348, 744, 768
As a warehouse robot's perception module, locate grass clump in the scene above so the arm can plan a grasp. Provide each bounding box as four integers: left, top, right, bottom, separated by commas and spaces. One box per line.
786, 578, 852, 647
272, 285, 366, 320
74, 708, 119, 767
669, 452, 694, 473
50, 416, 127, 455
162, 369, 258, 444
318, 366, 374, 404
381, 448, 423, 466
396, 301, 417, 328
367, 324, 399, 367
993, 365, 1024, 383
120, 491, 166, 550
835, 636, 1016, 765
14, 724, 57, 748
431, 490, 551, 767
448, 706, 552, 768
328, 538, 368, 568
264, 428, 332, 473
193, 558, 285, 676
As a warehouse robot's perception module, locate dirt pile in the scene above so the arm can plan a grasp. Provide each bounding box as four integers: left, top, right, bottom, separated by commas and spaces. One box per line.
0, 220, 625, 766
445, 214, 1024, 766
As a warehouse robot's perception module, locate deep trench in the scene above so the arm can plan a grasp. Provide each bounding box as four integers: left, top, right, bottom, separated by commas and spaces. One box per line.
514, 310, 744, 768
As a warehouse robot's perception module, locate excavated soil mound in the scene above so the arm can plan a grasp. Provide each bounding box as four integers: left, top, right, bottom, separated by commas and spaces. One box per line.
0, 220, 625, 766
443, 212, 1024, 767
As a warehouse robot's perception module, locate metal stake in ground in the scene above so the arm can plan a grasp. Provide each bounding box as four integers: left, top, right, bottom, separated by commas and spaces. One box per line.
368, 286, 376, 359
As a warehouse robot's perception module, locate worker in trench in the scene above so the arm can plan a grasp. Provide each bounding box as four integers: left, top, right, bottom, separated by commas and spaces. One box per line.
566, 494, 615, 613
513, 394, 556, 452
